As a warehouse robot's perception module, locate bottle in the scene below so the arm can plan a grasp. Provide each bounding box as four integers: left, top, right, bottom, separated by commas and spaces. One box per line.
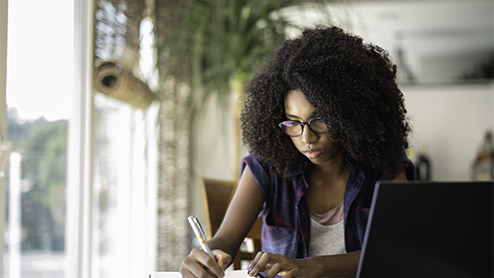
472, 131, 494, 181
406, 147, 416, 164
416, 143, 431, 181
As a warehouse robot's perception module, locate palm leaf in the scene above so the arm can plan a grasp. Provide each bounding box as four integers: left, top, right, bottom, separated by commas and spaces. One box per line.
155, 0, 332, 112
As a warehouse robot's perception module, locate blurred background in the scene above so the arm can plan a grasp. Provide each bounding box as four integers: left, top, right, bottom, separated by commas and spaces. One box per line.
0, 0, 492, 277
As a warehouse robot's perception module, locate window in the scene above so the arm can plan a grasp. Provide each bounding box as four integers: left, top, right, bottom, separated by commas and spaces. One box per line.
3, 1, 158, 277
4, 0, 73, 277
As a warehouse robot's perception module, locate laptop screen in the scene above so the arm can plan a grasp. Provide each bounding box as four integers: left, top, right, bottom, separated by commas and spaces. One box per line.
357, 181, 493, 278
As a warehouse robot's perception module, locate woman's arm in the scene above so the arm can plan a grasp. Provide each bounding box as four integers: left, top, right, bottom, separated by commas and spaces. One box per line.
208, 165, 265, 256
180, 166, 264, 278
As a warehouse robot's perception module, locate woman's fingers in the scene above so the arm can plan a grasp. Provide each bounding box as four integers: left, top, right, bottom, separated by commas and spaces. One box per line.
248, 252, 281, 278
195, 249, 225, 278
180, 248, 225, 278
247, 252, 300, 278
281, 270, 294, 278
212, 249, 232, 270
249, 251, 264, 270
266, 262, 283, 278
179, 266, 196, 278
248, 251, 268, 276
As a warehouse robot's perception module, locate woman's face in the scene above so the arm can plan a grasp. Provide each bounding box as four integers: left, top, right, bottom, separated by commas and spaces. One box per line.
283, 89, 345, 165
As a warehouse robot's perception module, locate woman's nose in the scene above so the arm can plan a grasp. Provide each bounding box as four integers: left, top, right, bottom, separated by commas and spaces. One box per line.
301, 125, 318, 144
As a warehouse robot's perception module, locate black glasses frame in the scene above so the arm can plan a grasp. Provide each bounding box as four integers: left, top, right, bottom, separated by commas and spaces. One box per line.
278, 117, 328, 137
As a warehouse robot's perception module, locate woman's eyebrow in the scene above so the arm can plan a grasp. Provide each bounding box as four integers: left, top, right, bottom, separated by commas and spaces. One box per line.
285, 112, 319, 119
310, 111, 320, 118
285, 113, 301, 119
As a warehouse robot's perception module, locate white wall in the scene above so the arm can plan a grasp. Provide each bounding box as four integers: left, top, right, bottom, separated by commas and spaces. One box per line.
402, 83, 494, 181
190, 93, 236, 224
285, 1, 493, 85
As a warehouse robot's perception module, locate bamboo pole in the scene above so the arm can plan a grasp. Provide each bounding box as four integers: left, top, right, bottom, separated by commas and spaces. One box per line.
231, 78, 244, 180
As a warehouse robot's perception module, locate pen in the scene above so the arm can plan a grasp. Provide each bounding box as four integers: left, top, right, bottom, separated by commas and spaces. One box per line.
188, 215, 214, 258
188, 215, 266, 278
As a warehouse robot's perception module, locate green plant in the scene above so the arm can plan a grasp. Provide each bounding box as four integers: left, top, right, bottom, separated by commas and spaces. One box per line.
156, 0, 302, 107
155, 0, 330, 175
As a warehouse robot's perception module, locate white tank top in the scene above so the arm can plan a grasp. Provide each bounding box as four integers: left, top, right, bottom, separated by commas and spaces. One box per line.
308, 201, 346, 256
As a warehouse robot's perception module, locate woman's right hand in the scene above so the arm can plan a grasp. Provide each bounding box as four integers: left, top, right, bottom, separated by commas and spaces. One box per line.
180, 166, 263, 278
180, 248, 232, 278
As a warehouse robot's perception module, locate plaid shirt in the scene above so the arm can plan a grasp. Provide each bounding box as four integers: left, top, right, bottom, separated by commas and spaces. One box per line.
240, 153, 415, 258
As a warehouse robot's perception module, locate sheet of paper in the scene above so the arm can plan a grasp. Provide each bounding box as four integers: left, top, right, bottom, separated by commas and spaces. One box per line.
148, 271, 182, 278
149, 270, 250, 278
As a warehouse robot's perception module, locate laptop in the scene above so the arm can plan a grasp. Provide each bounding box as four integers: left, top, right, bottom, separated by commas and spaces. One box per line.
356, 181, 493, 278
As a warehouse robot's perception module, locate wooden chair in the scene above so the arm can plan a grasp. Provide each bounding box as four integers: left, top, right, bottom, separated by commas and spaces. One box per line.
200, 177, 262, 270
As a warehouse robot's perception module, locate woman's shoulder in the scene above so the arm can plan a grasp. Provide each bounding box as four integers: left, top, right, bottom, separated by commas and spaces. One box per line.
242, 153, 267, 166
387, 151, 416, 180
241, 154, 274, 176
241, 154, 305, 177
349, 150, 415, 181
374, 150, 416, 180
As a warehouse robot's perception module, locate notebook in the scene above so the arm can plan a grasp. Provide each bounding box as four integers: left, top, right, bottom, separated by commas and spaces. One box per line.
356, 181, 493, 278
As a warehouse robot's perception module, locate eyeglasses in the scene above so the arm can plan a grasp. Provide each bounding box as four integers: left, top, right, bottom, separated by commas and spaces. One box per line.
278, 117, 328, 137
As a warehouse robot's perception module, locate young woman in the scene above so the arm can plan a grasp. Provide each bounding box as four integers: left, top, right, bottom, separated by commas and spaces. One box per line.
180, 26, 415, 278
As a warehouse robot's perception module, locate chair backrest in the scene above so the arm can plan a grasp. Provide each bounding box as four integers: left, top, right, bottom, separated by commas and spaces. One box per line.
199, 177, 236, 238
199, 177, 262, 270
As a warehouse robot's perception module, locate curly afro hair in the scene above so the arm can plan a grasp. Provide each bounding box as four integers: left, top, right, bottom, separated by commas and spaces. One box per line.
240, 26, 411, 172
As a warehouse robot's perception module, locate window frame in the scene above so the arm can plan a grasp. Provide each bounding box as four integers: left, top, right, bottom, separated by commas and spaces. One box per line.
65, 0, 95, 277
68, 1, 158, 277
0, 0, 9, 276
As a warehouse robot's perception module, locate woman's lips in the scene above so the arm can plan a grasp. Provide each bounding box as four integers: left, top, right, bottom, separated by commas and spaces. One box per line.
303, 149, 322, 159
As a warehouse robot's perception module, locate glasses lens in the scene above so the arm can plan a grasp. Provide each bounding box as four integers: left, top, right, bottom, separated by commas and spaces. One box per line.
309, 119, 328, 133
280, 121, 302, 136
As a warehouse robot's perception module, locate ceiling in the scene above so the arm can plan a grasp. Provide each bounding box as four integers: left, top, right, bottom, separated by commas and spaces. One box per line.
284, 0, 494, 84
